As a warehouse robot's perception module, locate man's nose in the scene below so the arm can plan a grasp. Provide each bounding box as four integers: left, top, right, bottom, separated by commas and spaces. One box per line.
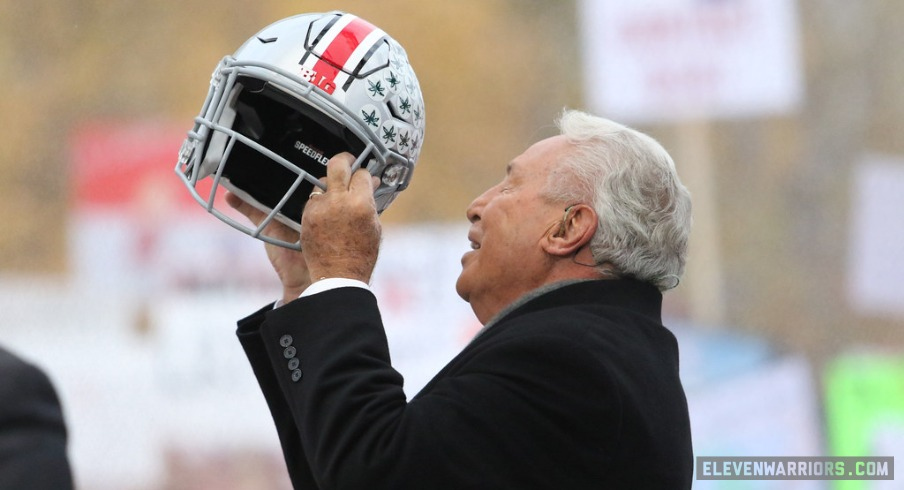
465, 187, 492, 224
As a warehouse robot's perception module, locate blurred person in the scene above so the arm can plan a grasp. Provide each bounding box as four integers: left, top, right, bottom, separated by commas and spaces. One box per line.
0, 346, 74, 490
229, 109, 694, 489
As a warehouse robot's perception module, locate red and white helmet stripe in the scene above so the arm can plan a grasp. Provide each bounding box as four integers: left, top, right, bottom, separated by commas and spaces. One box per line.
300, 13, 387, 101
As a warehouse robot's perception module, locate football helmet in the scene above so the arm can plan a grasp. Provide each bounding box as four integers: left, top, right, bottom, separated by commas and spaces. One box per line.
176, 11, 426, 249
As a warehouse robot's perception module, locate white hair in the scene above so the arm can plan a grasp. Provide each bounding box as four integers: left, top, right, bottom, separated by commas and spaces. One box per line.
548, 109, 692, 291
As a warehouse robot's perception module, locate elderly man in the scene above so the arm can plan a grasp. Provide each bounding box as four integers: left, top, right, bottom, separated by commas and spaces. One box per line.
230, 109, 694, 489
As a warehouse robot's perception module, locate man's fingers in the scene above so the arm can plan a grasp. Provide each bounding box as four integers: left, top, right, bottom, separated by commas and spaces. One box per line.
325, 152, 356, 192
225, 190, 243, 210
309, 176, 327, 198
226, 191, 265, 225
349, 168, 378, 200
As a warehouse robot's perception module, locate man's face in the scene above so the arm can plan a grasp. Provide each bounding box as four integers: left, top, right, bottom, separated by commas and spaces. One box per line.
456, 135, 573, 323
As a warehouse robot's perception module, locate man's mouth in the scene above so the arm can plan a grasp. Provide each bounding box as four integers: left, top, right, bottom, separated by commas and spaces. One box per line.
468, 231, 481, 250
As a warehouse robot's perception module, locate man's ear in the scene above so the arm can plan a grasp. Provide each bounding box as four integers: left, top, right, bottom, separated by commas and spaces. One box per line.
543, 204, 597, 257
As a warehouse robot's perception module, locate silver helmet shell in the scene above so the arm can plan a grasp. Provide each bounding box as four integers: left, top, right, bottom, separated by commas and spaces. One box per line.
176, 11, 426, 249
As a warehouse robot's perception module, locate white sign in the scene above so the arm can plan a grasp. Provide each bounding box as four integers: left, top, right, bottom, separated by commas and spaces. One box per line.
847, 155, 904, 318
579, 0, 804, 123
686, 356, 824, 489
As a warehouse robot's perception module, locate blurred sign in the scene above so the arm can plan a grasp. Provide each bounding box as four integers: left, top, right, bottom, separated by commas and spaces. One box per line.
69, 120, 195, 209
846, 155, 904, 318
579, 0, 804, 123
68, 120, 278, 293
669, 321, 773, 392
372, 224, 477, 396
824, 354, 904, 490
687, 355, 824, 489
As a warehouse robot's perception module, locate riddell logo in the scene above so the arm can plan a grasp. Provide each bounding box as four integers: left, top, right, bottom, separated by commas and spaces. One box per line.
294, 141, 329, 165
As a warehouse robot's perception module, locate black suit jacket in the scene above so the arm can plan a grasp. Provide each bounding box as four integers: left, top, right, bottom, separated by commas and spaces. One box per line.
0, 346, 74, 490
237, 279, 693, 489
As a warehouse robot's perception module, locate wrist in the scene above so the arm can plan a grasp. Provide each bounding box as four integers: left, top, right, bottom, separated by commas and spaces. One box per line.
307, 264, 374, 285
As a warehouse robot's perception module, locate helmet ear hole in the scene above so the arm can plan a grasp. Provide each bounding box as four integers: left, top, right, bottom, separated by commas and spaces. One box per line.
381, 163, 408, 187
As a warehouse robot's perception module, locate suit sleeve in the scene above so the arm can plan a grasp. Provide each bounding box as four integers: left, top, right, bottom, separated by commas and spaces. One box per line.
0, 351, 74, 490
237, 303, 319, 490
243, 287, 620, 490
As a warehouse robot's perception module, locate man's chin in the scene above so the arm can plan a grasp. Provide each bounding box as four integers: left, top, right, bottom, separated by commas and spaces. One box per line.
454, 273, 471, 303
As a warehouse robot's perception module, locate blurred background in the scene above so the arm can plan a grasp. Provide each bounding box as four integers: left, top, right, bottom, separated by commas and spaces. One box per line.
0, 0, 902, 488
